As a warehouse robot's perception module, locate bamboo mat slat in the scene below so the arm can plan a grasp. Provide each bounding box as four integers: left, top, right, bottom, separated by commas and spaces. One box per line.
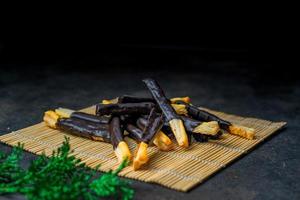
0, 106, 286, 192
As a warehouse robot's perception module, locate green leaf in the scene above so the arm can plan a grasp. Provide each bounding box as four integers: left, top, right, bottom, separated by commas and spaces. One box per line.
0, 137, 134, 200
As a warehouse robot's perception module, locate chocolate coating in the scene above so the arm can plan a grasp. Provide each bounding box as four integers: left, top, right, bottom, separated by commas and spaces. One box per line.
119, 114, 139, 125
208, 131, 223, 140
96, 102, 156, 116
57, 118, 110, 142
181, 115, 223, 141
179, 102, 232, 130
143, 78, 178, 121
136, 117, 148, 130
138, 117, 174, 138
109, 116, 124, 149
181, 116, 202, 131
125, 124, 143, 142
192, 133, 209, 142
141, 108, 163, 143
147, 116, 210, 143
71, 112, 110, 124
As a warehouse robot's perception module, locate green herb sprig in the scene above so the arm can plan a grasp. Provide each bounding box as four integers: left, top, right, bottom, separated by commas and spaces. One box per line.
0, 137, 134, 200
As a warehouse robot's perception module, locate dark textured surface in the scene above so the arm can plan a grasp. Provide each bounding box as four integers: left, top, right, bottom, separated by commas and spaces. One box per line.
0, 66, 299, 200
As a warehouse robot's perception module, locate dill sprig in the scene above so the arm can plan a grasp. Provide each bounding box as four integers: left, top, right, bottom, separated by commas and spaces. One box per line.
0, 137, 134, 200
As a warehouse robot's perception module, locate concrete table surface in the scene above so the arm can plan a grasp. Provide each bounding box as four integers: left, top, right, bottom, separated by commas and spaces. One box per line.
0, 66, 299, 200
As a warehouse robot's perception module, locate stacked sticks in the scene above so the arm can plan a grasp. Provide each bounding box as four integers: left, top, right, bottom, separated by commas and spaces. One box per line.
43, 78, 255, 170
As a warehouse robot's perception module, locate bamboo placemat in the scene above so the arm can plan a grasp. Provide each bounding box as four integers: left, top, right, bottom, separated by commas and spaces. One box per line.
0, 106, 286, 192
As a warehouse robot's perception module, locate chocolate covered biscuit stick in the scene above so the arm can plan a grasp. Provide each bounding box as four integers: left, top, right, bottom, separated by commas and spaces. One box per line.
143, 78, 189, 148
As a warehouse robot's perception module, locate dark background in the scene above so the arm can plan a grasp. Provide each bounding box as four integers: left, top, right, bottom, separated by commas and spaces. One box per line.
0, 34, 299, 200
0, 31, 296, 82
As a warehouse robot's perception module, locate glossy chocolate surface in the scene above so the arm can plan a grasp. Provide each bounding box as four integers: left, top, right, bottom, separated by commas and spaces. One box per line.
125, 124, 143, 142
96, 102, 155, 116
185, 103, 232, 130
57, 118, 110, 142
143, 78, 178, 121
192, 133, 209, 142
141, 109, 163, 143
71, 112, 110, 124
109, 116, 124, 149
181, 116, 201, 131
